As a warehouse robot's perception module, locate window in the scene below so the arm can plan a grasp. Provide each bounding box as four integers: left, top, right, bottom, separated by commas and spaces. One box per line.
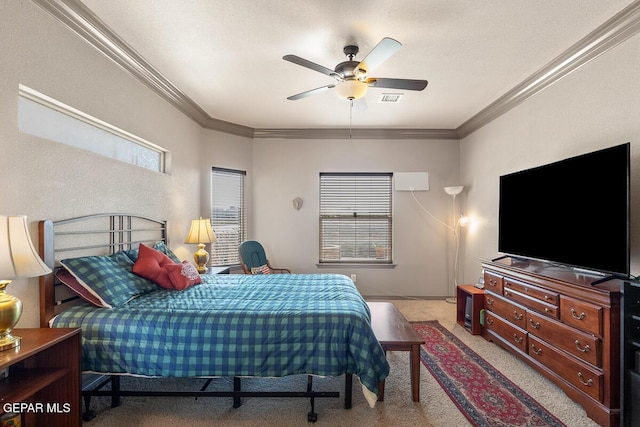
18, 85, 168, 173
210, 167, 246, 266
319, 173, 393, 264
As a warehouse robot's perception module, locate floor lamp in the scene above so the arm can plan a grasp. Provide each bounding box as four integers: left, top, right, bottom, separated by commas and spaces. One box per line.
444, 186, 464, 304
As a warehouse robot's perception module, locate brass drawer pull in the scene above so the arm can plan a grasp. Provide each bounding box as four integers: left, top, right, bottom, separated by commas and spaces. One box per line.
571, 309, 586, 320
513, 311, 523, 320
486, 298, 494, 305
578, 372, 593, 387
544, 307, 551, 313
486, 318, 494, 325
531, 344, 542, 355
529, 319, 540, 329
505, 291, 512, 297
513, 334, 523, 343
575, 340, 591, 353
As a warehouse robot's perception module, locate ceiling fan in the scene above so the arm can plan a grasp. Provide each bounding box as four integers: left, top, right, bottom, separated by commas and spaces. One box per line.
283, 37, 428, 102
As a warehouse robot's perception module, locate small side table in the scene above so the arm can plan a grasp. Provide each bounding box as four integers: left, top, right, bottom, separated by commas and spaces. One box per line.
456, 285, 485, 335
205, 266, 231, 275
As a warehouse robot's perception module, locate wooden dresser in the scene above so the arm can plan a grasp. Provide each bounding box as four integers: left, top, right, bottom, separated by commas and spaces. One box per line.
481, 257, 621, 427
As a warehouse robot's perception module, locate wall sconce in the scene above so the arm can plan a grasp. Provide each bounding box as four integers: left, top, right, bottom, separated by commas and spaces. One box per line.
293, 197, 303, 210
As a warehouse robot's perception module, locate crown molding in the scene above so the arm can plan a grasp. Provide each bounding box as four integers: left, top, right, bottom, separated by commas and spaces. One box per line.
253, 128, 460, 140
32, 0, 640, 141
457, 0, 640, 138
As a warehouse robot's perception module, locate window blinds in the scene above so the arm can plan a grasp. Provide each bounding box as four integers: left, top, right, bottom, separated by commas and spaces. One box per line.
210, 167, 246, 266
319, 173, 393, 263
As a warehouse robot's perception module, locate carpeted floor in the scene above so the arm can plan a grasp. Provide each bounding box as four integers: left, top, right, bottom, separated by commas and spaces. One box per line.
81, 300, 599, 426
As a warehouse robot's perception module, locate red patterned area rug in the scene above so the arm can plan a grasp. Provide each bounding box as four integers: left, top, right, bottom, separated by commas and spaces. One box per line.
412, 321, 566, 427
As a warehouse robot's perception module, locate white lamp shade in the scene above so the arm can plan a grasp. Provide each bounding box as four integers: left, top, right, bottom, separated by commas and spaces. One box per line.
0, 215, 51, 280
444, 186, 464, 196
335, 79, 368, 100
184, 218, 216, 244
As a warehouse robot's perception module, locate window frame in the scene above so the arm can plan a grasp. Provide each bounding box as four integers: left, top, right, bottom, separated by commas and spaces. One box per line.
210, 167, 247, 267
319, 172, 393, 265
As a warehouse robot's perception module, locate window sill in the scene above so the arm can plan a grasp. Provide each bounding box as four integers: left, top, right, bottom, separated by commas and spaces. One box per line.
316, 263, 396, 269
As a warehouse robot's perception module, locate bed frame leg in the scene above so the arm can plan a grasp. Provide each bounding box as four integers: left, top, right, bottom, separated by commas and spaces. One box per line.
82, 394, 96, 422
344, 373, 353, 409
307, 375, 318, 422
111, 376, 121, 408
233, 377, 242, 408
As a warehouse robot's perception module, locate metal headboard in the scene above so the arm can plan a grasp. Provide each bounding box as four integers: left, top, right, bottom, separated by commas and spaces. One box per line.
38, 213, 168, 327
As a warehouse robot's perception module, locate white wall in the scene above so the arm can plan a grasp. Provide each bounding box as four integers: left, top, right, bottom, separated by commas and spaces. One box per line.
251, 138, 460, 298
0, 2, 203, 327
460, 33, 640, 282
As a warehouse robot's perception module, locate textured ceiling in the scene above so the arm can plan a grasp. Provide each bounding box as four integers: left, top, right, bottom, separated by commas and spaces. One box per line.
79, 0, 634, 132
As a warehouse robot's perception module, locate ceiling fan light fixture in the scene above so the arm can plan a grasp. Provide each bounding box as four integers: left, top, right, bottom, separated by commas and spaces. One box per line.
335, 79, 368, 101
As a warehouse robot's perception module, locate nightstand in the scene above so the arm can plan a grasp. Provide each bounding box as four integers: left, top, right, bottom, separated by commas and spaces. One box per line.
206, 266, 231, 275
0, 328, 81, 427
456, 285, 484, 335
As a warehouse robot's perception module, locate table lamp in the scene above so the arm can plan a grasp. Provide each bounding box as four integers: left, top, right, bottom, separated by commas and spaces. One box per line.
184, 217, 216, 273
0, 215, 52, 351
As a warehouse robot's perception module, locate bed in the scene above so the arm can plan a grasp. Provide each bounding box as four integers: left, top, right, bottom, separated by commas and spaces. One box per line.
38, 214, 389, 422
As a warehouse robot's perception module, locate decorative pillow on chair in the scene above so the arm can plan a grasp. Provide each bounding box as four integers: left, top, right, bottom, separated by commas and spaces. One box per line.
165, 261, 202, 290
250, 264, 272, 274
60, 251, 157, 308
132, 243, 176, 289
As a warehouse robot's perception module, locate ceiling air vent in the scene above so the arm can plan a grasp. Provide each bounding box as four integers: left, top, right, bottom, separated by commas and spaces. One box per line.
379, 93, 403, 103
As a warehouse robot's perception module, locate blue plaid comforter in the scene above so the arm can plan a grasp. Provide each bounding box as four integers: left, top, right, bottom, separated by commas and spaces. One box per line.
51, 273, 389, 395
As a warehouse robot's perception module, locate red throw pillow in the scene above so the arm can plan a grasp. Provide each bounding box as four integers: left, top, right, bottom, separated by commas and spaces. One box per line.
165, 261, 202, 290
132, 243, 176, 288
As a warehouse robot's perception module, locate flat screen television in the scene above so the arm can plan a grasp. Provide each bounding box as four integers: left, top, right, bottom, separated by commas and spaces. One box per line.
498, 142, 630, 277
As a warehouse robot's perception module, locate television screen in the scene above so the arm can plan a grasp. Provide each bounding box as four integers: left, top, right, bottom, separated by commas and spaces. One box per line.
498, 142, 630, 276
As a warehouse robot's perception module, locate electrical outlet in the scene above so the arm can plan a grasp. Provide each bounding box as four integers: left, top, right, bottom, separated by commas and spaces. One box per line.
350, 274, 357, 283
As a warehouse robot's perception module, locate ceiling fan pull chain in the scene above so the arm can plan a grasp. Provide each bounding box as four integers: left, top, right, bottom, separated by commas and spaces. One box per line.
349, 100, 353, 139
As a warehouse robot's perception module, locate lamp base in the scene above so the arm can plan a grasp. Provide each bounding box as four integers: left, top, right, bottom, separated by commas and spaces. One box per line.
0, 333, 21, 351
0, 282, 23, 351
193, 243, 210, 274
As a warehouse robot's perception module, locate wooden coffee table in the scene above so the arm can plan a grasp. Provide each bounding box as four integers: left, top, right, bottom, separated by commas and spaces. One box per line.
367, 301, 425, 402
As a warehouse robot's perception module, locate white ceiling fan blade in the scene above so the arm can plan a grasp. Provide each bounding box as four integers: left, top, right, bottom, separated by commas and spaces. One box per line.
283, 55, 342, 80
355, 37, 402, 77
366, 77, 428, 91
287, 84, 335, 100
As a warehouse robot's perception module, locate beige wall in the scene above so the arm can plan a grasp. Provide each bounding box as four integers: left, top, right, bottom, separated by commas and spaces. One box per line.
251, 138, 460, 298
460, 33, 640, 283
1, 2, 203, 327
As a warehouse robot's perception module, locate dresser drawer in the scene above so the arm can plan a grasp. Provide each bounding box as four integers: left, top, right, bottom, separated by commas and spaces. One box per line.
503, 288, 559, 319
484, 271, 503, 294
484, 291, 526, 330
503, 277, 559, 305
485, 311, 528, 353
527, 311, 601, 367
560, 295, 602, 336
529, 335, 603, 402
